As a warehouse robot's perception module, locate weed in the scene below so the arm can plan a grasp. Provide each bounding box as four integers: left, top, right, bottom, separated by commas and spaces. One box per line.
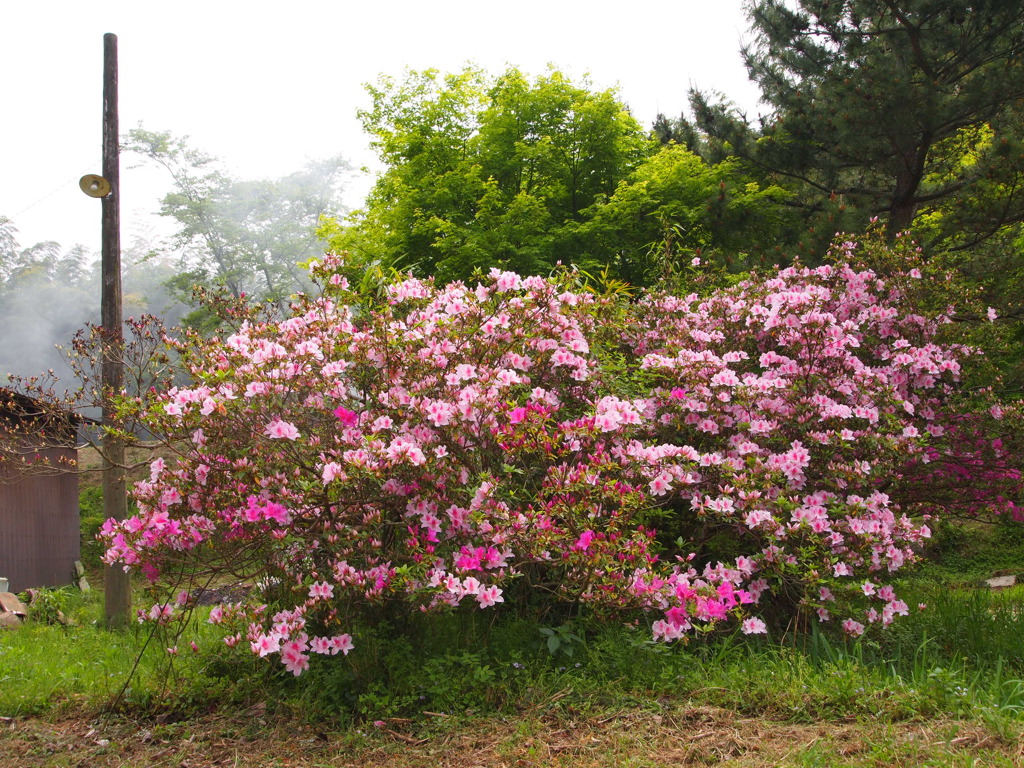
538, 622, 583, 659
21, 586, 73, 626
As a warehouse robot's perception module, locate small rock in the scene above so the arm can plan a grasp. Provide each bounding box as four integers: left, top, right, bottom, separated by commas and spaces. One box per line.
985, 575, 1016, 589
0, 592, 26, 628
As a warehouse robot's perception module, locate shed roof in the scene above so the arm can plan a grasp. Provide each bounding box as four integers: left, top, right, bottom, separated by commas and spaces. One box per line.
0, 388, 85, 447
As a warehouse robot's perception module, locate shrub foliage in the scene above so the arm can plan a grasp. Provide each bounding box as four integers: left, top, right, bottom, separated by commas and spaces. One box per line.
102, 237, 1022, 676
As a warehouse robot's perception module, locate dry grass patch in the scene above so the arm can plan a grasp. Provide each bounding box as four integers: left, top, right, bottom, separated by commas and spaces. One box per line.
1, 704, 1021, 768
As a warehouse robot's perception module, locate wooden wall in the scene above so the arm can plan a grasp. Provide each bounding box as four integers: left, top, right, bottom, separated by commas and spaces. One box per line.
0, 447, 80, 592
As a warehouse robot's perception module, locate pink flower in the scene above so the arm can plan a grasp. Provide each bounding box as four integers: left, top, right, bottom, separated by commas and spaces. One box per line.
649, 471, 673, 496
106, 254, 971, 658
264, 418, 300, 440
842, 619, 866, 637
281, 644, 310, 676
741, 617, 767, 635
492, 270, 522, 292
310, 636, 333, 654
476, 585, 504, 608
308, 581, 334, 600
833, 562, 852, 577
652, 619, 688, 641
252, 634, 280, 657
386, 437, 427, 466
330, 634, 354, 655
322, 462, 344, 483
745, 510, 772, 528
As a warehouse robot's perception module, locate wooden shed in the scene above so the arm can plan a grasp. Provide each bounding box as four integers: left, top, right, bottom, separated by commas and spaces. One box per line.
0, 389, 81, 593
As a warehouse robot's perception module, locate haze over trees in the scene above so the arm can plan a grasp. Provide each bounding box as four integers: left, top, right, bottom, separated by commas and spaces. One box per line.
3, 2, 1023, 383
0, 133, 351, 380
125, 128, 352, 305
0, 216, 186, 383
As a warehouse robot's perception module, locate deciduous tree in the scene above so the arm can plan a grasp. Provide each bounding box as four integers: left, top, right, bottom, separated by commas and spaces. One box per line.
126, 128, 351, 305
333, 67, 652, 283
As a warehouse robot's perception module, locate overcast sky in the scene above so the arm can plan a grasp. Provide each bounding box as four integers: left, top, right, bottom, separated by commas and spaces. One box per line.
3, 1, 762, 254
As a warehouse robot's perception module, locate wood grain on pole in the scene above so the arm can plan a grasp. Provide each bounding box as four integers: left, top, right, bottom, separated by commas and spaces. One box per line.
101, 32, 131, 628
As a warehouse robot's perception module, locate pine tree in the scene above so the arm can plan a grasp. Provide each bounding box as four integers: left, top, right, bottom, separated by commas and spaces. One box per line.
691, 0, 1024, 249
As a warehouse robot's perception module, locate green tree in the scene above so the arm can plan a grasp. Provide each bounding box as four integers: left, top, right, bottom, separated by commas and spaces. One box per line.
333, 66, 653, 283
680, 0, 1024, 251
125, 128, 351, 304
574, 144, 794, 283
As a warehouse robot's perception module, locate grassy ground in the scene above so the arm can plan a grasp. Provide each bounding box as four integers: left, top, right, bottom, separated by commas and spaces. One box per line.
2, 501, 1024, 766
3, 584, 1024, 766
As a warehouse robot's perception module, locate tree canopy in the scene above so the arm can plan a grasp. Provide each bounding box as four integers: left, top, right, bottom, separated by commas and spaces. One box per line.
330, 67, 652, 283
673, 0, 1024, 252
328, 66, 801, 285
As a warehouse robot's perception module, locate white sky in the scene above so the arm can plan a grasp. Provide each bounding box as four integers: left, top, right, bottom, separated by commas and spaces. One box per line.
2, 1, 762, 254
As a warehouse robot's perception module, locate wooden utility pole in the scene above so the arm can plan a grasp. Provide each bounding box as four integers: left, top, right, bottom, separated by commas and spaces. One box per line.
100, 32, 131, 628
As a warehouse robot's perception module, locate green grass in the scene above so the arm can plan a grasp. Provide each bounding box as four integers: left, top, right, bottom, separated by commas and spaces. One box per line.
0, 587, 252, 717
5, 493, 1024, 764
914, 516, 1024, 586
4, 572, 1024, 732
3, 583, 1024, 766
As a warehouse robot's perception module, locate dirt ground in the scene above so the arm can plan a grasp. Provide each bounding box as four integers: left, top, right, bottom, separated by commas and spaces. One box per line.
2, 704, 1020, 768
75, 445, 162, 490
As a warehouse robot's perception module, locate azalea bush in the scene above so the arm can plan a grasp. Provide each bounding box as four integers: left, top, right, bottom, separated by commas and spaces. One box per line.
101, 241, 1022, 676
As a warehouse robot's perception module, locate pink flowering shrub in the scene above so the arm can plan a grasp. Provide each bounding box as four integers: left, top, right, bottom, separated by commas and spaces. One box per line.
101, 248, 1021, 676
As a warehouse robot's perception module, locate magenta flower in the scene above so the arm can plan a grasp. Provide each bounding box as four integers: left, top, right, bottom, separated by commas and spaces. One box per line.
508, 406, 529, 424
574, 530, 595, 551
333, 406, 358, 426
